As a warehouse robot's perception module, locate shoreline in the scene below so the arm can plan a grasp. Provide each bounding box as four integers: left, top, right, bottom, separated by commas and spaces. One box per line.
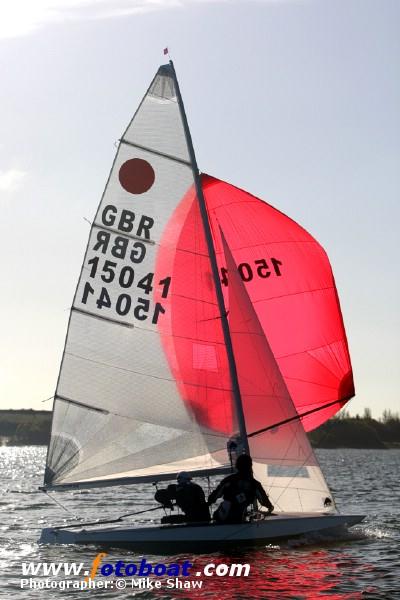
1, 409, 399, 450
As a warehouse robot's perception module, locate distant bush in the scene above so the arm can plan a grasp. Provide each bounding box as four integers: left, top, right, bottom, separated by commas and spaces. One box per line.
0, 420, 18, 436
0, 411, 51, 445
309, 418, 385, 449
14, 422, 50, 445
309, 408, 400, 449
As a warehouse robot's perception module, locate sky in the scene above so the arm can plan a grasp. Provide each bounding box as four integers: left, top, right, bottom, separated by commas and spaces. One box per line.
0, 0, 398, 419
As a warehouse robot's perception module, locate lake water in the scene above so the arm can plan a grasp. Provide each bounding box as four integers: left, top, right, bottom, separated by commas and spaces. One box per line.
1, 446, 399, 599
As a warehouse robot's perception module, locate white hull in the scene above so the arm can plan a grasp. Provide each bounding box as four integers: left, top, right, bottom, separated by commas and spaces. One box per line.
39, 513, 365, 553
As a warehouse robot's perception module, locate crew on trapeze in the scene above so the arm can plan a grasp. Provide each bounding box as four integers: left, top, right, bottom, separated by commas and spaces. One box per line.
154, 471, 211, 523
208, 454, 274, 524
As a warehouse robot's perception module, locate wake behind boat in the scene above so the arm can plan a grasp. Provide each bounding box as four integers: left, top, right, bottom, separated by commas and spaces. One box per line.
39, 60, 364, 550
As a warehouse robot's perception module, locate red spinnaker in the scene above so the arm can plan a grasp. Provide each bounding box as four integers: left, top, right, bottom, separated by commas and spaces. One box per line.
155, 175, 354, 434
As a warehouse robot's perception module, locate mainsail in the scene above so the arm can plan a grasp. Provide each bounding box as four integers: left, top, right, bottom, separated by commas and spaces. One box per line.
45, 64, 238, 489
44, 62, 351, 514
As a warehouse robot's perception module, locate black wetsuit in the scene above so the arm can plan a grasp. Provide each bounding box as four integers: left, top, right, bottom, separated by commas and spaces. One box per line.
155, 482, 210, 522
208, 473, 273, 523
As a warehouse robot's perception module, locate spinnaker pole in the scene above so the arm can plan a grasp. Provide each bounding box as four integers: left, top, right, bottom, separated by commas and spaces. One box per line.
169, 60, 250, 459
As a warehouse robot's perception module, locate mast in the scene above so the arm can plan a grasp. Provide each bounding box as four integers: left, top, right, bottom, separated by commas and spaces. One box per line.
169, 60, 250, 459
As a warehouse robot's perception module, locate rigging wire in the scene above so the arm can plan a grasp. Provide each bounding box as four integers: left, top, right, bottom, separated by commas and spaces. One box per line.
41, 489, 75, 515
50, 505, 162, 530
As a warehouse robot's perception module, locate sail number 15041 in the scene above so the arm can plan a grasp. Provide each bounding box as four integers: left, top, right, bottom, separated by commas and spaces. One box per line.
81, 282, 167, 324
220, 257, 282, 286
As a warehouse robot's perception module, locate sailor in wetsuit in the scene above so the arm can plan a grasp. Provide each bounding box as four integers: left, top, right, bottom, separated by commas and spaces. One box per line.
208, 454, 274, 523
155, 472, 210, 523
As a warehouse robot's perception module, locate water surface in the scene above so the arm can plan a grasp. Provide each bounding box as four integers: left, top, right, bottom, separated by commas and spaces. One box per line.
2, 447, 399, 599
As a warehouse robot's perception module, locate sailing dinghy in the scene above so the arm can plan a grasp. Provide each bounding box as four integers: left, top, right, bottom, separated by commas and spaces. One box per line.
39, 62, 364, 550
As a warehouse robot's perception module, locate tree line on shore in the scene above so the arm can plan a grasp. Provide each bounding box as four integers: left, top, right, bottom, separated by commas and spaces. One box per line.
0, 410, 51, 445
308, 408, 400, 448
1, 408, 399, 448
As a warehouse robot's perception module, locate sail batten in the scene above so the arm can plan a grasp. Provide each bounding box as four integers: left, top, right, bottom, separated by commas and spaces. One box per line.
120, 139, 192, 166
55, 395, 110, 415
71, 307, 135, 328
91, 223, 156, 245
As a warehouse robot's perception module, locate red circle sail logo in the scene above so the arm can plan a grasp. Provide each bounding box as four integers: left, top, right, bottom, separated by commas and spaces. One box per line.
119, 158, 155, 194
